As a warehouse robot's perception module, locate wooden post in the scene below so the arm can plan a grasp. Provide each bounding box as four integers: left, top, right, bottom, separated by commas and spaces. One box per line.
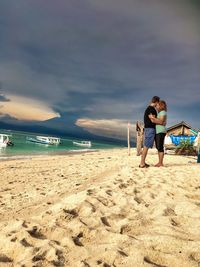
197, 132, 200, 163
136, 121, 144, 156
127, 122, 130, 156
181, 125, 184, 135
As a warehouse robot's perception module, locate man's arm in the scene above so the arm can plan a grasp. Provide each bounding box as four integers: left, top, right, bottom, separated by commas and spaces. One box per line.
149, 114, 166, 125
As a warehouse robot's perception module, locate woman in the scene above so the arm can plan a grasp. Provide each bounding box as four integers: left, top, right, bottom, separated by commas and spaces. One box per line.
149, 100, 167, 167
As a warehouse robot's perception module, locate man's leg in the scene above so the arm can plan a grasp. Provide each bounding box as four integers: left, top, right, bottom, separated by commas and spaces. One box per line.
140, 128, 155, 167
140, 146, 149, 166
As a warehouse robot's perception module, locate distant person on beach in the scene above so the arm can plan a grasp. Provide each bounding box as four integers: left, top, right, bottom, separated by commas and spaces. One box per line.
149, 100, 167, 167
139, 96, 160, 168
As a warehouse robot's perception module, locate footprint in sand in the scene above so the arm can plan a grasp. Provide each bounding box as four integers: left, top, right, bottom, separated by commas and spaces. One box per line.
81, 260, 90, 267
119, 183, 128, 189
163, 207, 176, 216
105, 189, 113, 196
144, 256, 166, 267
0, 254, 13, 264
31, 242, 65, 266
27, 226, 47, 240
96, 196, 115, 207
117, 249, 129, 257
134, 196, 145, 205
20, 238, 33, 247
51, 249, 65, 267
32, 251, 46, 263
101, 216, 111, 227
63, 208, 79, 220
72, 232, 84, 247
97, 261, 111, 267
10, 236, 17, 242
87, 188, 96, 195
170, 217, 180, 227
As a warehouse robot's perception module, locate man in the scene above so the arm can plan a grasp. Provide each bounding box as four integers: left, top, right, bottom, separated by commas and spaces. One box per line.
139, 96, 160, 168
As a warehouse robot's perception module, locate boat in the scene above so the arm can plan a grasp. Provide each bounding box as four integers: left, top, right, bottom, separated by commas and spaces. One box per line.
27, 136, 61, 145
0, 134, 14, 148
73, 141, 92, 148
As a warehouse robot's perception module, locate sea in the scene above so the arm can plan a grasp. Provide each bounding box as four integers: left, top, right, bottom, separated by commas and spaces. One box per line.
0, 130, 123, 159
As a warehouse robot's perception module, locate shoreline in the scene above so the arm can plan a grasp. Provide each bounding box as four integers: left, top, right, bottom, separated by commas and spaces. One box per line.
0, 147, 126, 162
0, 148, 99, 161
0, 149, 197, 163
0, 148, 199, 266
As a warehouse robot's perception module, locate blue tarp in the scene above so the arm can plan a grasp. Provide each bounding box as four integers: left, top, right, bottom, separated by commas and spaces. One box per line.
170, 135, 196, 146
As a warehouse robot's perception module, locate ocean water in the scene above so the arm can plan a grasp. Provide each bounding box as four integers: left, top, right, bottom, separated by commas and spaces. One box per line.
0, 130, 122, 159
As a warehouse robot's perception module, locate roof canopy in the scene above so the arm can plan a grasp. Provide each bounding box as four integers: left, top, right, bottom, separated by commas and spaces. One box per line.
167, 121, 198, 136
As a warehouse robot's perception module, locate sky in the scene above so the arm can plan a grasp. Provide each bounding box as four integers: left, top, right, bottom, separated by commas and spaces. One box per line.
0, 0, 200, 140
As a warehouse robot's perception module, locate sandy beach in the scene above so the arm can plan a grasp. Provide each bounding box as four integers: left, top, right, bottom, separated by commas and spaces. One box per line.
0, 148, 200, 267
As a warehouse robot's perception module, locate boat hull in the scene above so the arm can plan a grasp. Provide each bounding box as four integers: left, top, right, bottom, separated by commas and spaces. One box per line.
0, 134, 13, 148
27, 138, 51, 145
73, 141, 91, 148
27, 136, 60, 145
0, 143, 7, 148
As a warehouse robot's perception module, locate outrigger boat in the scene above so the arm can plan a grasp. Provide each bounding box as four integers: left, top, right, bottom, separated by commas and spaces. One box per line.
0, 134, 14, 148
73, 141, 92, 148
27, 136, 61, 145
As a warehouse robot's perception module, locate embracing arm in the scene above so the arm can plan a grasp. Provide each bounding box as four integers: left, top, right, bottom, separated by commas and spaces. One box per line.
149, 114, 166, 125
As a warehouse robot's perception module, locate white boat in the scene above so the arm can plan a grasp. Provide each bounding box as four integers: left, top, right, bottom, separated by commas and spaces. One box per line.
73, 141, 92, 148
27, 135, 61, 145
0, 134, 14, 148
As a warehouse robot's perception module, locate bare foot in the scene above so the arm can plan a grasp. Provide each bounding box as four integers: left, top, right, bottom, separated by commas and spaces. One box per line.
154, 163, 164, 167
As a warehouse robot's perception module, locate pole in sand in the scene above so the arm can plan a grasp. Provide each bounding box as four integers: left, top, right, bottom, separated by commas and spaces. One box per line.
127, 122, 130, 156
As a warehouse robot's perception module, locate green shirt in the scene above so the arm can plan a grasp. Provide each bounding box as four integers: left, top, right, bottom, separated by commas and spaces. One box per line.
156, 110, 167, 134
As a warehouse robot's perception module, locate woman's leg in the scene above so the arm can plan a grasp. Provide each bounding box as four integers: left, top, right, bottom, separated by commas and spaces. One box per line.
158, 151, 164, 166
155, 133, 166, 166
155, 134, 160, 166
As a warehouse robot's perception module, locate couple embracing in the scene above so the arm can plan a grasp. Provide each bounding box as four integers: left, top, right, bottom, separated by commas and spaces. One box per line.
139, 96, 167, 168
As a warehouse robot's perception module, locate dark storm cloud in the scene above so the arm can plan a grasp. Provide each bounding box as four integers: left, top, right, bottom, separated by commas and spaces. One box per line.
0, 0, 200, 134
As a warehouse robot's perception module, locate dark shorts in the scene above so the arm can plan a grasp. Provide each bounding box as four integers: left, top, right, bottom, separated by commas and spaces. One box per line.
144, 128, 156, 148
155, 133, 166, 152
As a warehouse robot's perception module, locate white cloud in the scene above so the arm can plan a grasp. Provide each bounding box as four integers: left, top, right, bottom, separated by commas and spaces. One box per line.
76, 118, 136, 140
0, 94, 60, 121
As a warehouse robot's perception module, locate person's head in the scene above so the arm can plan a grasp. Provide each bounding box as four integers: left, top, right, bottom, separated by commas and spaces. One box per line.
151, 96, 160, 107
156, 100, 167, 112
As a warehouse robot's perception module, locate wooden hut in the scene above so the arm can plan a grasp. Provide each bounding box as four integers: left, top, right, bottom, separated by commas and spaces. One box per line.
167, 121, 197, 136
166, 121, 198, 147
